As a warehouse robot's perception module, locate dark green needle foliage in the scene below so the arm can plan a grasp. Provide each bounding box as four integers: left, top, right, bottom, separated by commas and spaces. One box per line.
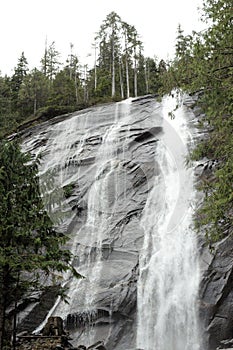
159, 0, 233, 242
0, 140, 78, 349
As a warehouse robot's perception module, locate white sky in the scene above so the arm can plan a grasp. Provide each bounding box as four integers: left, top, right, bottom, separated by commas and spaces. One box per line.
0, 0, 205, 76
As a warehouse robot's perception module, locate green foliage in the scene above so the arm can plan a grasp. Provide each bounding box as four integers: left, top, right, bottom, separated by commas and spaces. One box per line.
0, 140, 80, 347
63, 183, 76, 199
11, 52, 29, 114
92, 12, 158, 99
41, 41, 61, 81
18, 68, 50, 116
49, 67, 78, 107
159, 0, 233, 242
0, 14, 166, 139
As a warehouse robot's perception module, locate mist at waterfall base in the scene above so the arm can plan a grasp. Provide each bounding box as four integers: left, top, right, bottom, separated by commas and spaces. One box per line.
22, 95, 203, 350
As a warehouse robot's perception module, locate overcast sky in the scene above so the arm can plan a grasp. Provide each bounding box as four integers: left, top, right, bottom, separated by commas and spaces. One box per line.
0, 0, 205, 76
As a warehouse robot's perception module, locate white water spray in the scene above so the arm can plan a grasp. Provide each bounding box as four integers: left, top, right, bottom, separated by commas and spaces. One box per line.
137, 96, 201, 350
22, 95, 202, 348
39, 99, 134, 344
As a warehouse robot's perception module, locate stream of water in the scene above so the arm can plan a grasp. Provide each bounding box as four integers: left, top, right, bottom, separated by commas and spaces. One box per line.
22, 95, 202, 349
137, 96, 201, 350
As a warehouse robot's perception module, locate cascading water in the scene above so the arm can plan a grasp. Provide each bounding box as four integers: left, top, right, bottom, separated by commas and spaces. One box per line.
137, 96, 201, 350
21, 94, 203, 349
70, 99, 132, 318
28, 99, 135, 345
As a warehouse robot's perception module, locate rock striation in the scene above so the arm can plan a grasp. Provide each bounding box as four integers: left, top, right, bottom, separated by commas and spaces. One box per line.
199, 235, 233, 350
16, 95, 233, 350
19, 97, 162, 349
187, 96, 233, 350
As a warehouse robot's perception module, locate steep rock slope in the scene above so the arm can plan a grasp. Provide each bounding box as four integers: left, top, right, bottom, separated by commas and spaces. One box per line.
18, 95, 232, 350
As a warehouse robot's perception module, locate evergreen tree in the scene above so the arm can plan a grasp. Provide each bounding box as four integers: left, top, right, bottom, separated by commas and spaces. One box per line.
130, 26, 142, 97
67, 45, 80, 104
0, 140, 79, 348
18, 68, 50, 115
159, 0, 233, 242
0, 75, 16, 137
95, 12, 148, 99
0, 13, 163, 134
144, 57, 161, 94
41, 41, 61, 82
11, 52, 28, 114
49, 66, 77, 107
0, 75, 11, 116
122, 21, 134, 98
97, 12, 122, 98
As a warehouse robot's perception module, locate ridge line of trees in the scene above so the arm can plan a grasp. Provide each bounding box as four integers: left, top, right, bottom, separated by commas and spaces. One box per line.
0, 12, 165, 138
0, 3, 232, 347
0, 12, 165, 348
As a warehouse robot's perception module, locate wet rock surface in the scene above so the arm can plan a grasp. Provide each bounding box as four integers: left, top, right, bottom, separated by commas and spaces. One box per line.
199, 235, 233, 350
191, 96, 233, 350
16, 317, 107, 350
17, 95, 233, 350
19, 97, 162, 349
217, 338, 233, 349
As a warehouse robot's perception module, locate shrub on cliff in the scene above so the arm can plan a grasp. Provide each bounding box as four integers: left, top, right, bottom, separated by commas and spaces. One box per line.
159, 0, 233, 242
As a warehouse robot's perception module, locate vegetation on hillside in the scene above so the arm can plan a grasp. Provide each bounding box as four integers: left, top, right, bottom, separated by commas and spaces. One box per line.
0, 3, 232, 347
0, 13, 163, 348
0, 12, 164, 139
0, 141, 81, 349
159, 0, 233, 242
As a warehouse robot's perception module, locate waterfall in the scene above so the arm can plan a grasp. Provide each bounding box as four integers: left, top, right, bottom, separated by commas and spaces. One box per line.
137, 96, 201, 350
34, 99, 134, 345
73, 99, 132, 313
21, 95, 203, 349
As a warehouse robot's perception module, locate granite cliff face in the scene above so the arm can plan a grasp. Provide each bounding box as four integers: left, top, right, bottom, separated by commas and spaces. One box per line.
21, 96, 161, 349
199, 234, 233, 350
17, 95, 233, 350
193, 108, 233, 350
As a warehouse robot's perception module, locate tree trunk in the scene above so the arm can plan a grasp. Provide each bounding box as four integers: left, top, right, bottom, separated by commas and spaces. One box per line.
119, 58, 124, 99
33, 96, 37, 115
125, 56, 130, 99
0, 266, 11, 350
75, 73, 78, 104
0, 302, 6, 350
12, 301, 17, 350
134, 65, 137, 97
145, 61, 149, 94
111, 41, 115, 98
134, 47, 137, 97
12, 272, 20, 350
94, 44, 97, 91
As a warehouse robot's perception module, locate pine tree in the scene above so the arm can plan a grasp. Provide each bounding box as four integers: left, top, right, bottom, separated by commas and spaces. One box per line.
95, 12, 147, 100
18, 68, 50, 115
67, 44, 80, 104
0, 140, 79, 349
0, 75, 15, 137
97, 12, 122, 98
50, 67, 78, 107
11, 52, 28, 114
159, 0, 233, 242
41, 41, 61, 82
